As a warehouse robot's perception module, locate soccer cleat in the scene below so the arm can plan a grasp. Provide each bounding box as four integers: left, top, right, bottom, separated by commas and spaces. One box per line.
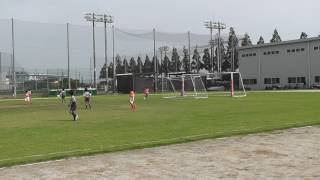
76, 115, 79, 120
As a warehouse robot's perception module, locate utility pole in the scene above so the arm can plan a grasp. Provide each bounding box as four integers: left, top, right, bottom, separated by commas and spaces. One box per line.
84, 13, 97, 89
112, 25, 116, 93
214, 22, 226, 74
67, 23, 71, 90
188, 31, 191, 73
153, 28, 157, 92
204, 21, 214, 73
11, 18, 16, 97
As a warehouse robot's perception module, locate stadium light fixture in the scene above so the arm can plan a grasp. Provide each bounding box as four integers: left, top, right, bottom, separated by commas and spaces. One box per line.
204, 21, 215, 73
204, 21, 226, 74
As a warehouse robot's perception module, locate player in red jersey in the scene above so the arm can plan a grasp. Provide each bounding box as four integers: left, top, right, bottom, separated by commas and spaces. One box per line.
24, 89, 32, 105
129, 90, 136, 111
143, 88, 149, 100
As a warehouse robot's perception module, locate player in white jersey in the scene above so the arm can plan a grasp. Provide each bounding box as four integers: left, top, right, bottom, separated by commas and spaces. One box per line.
83, 88, 92, 109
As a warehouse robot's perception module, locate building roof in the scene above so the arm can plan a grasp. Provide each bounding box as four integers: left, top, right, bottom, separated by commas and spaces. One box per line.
238, 36, 320, 51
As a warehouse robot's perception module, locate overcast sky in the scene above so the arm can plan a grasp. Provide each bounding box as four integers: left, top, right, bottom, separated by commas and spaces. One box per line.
1, 0, 319, 42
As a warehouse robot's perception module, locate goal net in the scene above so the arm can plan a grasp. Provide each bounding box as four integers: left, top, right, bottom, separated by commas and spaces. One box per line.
162, 74, 208, 99
206, 72, 246, 97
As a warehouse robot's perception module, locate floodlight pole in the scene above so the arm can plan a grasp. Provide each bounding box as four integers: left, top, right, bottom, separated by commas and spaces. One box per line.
112, 25, 116, 93
213, 22, 226, 74
84, 13, 97, 89
95, 14, 113, 93
153, 28, 157, 93
11, 18, 16, 97
204, 21, 214, 73
67, 23, 71, 90
205, 21, 226, 74
188, 31, 191, 73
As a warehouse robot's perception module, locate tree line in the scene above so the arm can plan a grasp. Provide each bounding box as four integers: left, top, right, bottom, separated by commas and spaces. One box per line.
100, 28, 309, 79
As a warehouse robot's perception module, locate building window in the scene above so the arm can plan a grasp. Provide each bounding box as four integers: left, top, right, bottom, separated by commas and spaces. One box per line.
315, 76, 320, 83
271, 51, 275, 54
276, 51, 279, 54
297, 77, 306, 84
263, 52, 267, 55
292, 49, 296, 52
264, 78, 272, 84
244, 79, 257, 85
267, 51, 271, 55
288, 77, 296, 83
249, 53, 252, 56
287, 49, 291, 53
296, 48, 300, 52
253, 53, 256, 56
314, 46, 319, 50
242, 54, 245, 57
301, 48, 305, 52
272, 78, 280, 84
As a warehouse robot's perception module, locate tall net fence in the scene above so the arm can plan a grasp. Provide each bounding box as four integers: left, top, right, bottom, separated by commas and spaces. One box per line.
0, 18, 238, 96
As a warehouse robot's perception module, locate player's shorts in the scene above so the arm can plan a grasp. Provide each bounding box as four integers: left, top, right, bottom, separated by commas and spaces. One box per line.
70, 102, 77, 112
129, 97, 135, 104
85, 97, 90, 103
24, 97, 30, 102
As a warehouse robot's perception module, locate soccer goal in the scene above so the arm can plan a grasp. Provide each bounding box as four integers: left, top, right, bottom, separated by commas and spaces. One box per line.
206, 72, 247, 98
162, 73, 208, 99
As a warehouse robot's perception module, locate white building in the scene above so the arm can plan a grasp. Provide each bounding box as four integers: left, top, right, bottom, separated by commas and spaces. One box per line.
238, 37, 320, 89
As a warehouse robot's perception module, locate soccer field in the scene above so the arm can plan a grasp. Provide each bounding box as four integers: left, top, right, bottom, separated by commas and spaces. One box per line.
0, 92, 319, 167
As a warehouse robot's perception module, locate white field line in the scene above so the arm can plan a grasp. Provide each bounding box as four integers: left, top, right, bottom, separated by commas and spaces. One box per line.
0, 123, 317, 168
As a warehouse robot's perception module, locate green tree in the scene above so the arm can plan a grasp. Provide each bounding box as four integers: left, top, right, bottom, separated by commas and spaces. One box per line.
226, 27, 239, 71
99, 63, 107, 79
171, 47, 181, 72
270, 29, 282, 43
135, 56, 143, 73
162, 55, 170, 75
115, 55, 123, 74
202, 48, 211, 71
143, 55, 152, 73
300, 32, 308, 39
182, 46, 190, 73
129, 57, 136, 73
241, 33, 252, 46
151, 56, 160, 74
191, 47, 201, 73
108, 62, 114, 78
257, 36, 264, 44
122, 57, 129, 73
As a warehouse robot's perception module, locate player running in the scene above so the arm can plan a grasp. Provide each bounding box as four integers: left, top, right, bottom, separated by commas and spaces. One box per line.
143, 88, 150, 100
83, 88, 92, 109
60, 88, 66, 103
68, 90, 79, 121
129, 90, 136, 111
24, 89, 32, 105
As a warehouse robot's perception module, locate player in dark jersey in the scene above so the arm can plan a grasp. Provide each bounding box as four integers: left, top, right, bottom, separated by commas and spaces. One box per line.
68, 90, 78, 121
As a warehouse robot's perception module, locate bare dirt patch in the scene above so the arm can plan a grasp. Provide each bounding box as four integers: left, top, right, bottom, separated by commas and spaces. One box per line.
0, 126, 319, 179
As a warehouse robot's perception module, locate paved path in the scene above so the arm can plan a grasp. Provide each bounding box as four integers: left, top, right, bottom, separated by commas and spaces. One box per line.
0, 126, 319, 179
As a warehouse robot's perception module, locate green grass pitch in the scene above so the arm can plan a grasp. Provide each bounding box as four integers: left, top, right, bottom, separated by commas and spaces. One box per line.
0, 92, 319, 167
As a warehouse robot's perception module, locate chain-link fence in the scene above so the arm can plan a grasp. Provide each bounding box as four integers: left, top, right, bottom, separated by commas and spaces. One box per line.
0, 18, 237, 97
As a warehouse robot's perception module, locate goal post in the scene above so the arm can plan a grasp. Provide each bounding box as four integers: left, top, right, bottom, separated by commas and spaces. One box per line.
206, 72, 247, 98
162, 73, 208, 99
